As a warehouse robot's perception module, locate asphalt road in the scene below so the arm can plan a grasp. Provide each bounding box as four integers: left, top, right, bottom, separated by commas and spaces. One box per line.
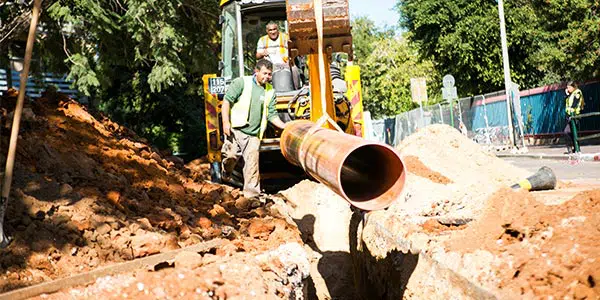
502, 157, 600, 181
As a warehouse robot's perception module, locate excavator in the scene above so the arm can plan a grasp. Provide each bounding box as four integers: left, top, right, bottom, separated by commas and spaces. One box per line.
202, 0, 406, 210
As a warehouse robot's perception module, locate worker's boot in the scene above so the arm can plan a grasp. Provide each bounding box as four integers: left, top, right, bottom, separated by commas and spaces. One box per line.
221, 157, 236, 180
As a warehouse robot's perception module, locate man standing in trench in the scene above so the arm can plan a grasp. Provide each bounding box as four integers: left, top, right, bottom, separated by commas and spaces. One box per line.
221, 59, 287, 198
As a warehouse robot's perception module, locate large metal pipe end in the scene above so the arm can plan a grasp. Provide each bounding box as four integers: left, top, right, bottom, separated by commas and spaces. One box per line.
281, 120, 406, 211
339, 143, 406, 210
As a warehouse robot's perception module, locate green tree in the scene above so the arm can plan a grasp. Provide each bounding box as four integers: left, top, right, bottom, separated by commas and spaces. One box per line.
398, 0, 545, 96
397, 0, 600, 94
34, 0, 221, 157
361, 36, 440, 119
351, 17, 439, 119
529, 0, 600, 83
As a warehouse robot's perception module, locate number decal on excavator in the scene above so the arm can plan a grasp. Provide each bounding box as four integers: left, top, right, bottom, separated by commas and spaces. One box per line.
208, 77, 227, 95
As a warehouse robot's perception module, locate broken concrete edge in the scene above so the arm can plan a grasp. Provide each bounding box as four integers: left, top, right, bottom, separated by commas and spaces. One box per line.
0, 239, 226, 300
357, 215, 503, 299
495, 152, 600, 162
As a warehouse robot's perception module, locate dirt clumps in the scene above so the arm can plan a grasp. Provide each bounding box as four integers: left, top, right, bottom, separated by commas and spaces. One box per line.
448, 188, 600, 299
35, 242, 310, 299
421, 219, 464, 234
0, 91, 304, 295
404, 155, 452, 184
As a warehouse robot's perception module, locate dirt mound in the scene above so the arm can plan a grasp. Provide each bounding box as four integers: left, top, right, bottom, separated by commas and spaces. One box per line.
0, 92, 302, 294
447, 188, 600, 298
393, 124, 530, 219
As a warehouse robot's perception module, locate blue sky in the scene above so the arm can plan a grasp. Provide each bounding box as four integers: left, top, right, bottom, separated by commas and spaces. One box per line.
349, 0, 400, 28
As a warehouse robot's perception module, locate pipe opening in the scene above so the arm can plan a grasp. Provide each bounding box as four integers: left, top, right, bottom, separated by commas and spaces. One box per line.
340, 145, 404, 204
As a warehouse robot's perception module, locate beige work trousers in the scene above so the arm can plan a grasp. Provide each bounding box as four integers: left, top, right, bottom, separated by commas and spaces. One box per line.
221, 128, 261, 198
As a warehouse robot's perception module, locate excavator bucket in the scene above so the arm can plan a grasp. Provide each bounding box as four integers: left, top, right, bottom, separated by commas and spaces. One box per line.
286, 0, 352, 58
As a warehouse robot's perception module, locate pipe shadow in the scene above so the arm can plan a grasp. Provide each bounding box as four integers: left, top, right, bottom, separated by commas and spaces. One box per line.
293, 214, 356, 300
348, 211, 420, 300
291, 210, 420, 300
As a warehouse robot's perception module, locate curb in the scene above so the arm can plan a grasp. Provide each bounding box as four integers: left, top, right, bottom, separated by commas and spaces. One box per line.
496, 152, 600, 162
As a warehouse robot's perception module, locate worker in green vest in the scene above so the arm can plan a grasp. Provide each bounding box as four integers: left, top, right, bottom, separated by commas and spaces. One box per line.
221, 59, 287, 198
563, 81, 585, 153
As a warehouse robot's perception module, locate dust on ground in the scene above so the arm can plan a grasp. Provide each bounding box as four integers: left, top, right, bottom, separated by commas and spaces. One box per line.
0, 89, 307, 297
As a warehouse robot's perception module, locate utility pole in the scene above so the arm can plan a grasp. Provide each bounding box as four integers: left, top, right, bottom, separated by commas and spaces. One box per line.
498, 0, 515, 147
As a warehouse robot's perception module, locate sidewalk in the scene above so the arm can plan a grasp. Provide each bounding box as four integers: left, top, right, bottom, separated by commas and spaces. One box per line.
495, 144, 600, 162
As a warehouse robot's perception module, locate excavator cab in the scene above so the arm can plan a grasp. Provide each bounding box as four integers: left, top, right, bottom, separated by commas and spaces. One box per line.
203, 0, 365, 188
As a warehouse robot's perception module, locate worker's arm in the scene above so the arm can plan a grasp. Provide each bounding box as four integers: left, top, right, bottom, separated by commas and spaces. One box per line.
222, 78, 244, 136
270, 117, 287, 129
256, 49, 269, 59
256, 38, 268, 59
571, 92, 581, 110
267, 94, 286, 129
222, 100, 231, 136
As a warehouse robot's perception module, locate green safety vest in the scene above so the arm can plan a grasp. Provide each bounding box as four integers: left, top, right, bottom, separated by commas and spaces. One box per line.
565, 88, 583, 116
229, 76, 275, 140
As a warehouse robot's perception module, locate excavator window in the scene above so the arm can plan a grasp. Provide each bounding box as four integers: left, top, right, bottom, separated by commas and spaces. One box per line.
220, 3, 240, 79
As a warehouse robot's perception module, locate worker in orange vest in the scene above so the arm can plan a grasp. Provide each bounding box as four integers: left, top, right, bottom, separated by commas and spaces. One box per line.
256, 21, 289, 66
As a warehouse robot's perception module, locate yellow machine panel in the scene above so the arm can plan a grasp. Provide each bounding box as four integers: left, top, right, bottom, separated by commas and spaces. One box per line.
202, 74, 223, 163
345, 65, 365, 137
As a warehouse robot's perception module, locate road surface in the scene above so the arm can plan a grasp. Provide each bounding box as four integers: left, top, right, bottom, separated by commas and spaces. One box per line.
502, 157, 600, 181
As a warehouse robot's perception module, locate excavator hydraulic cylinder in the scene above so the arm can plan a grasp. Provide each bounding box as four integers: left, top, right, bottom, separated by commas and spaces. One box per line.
280, 120, 406, 210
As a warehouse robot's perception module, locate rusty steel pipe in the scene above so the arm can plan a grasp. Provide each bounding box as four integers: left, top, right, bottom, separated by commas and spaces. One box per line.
280, 120, 406, 210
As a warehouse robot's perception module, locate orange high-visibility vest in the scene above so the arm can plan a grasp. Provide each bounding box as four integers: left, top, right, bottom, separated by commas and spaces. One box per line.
261, 33, 289, 63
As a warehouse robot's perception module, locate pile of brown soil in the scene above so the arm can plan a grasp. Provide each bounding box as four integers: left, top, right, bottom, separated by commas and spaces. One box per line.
403, 155, 452, 185
0, 90, 302, 295
392, 124, 530, 219
447, 188, 600, 298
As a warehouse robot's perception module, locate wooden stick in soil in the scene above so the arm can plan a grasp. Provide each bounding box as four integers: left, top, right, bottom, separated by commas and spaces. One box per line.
0, 0, 43, 248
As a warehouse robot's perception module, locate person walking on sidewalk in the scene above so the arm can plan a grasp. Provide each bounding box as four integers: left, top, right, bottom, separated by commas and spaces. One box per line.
221, 59, 287, 198
564, 81, 585, 153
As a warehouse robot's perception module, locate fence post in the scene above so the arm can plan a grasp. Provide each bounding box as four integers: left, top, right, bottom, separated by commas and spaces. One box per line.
449, 99, 455, 128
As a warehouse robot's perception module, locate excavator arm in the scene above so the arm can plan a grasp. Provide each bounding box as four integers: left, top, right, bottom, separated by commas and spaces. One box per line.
286, 0, 353, 126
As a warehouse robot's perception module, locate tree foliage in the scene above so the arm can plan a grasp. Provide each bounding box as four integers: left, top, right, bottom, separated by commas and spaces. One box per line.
351, 17, 440, 119
32, 0, 220, 157
529, 0, 600, 83
397, 0, 600, 96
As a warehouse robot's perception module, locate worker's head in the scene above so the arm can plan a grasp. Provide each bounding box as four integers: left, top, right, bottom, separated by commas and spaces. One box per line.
255, 59, 273, 85
566, 81, 578, 94
266, 21, 280, 40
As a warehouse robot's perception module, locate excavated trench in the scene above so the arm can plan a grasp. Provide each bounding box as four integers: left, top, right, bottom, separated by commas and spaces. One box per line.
284, 124, 600, 300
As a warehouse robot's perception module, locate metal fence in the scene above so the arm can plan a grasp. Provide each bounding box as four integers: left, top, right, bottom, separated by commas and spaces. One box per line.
368, 81, 600, 149
0, 68, 81, 100
369, 93, 511, 150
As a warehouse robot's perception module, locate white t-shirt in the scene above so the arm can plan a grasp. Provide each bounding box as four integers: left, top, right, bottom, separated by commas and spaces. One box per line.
256, 33, 289, 65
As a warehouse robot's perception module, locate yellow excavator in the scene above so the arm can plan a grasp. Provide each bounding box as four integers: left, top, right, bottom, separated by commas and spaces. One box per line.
202, 0, 366, 188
